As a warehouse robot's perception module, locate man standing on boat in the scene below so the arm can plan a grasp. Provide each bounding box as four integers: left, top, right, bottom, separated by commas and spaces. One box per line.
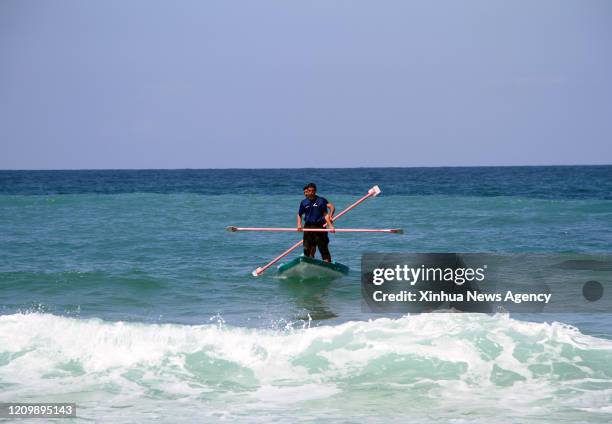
297, 183, 335, 262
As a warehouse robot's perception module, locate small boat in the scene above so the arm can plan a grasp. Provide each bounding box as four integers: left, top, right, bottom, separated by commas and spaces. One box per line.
277, 256, 349, 280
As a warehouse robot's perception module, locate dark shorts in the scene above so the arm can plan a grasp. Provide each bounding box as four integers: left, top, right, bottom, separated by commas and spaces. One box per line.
303, 221, 331, 261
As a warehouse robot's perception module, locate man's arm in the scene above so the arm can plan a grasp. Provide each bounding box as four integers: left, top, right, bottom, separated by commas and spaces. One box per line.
324, 201, 335, 229
297, 202, 304, 231
327, 202, 335, 221
324, 212, 333, 229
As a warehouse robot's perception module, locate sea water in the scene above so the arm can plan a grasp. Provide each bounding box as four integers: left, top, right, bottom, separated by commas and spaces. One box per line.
1, 167, 611, 422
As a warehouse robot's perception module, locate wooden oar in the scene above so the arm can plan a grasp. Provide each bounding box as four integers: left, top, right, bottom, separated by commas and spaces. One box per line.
250, 185, 381, 276
228, 226, 403, 234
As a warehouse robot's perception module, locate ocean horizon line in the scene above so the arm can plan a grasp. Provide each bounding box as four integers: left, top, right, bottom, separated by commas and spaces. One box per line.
1, 163, 611, 172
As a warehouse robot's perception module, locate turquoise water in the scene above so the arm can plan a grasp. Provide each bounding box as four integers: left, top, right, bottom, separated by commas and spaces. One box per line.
1, 167, 612, 422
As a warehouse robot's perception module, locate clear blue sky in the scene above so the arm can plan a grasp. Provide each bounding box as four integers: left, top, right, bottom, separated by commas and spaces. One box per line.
1, 0, 611, 169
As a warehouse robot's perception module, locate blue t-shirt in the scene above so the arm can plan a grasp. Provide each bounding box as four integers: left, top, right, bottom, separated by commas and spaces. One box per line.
298, 196, 329, 224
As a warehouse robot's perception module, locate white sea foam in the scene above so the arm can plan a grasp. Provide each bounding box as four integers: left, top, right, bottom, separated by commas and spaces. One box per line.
1, 312, 612, 423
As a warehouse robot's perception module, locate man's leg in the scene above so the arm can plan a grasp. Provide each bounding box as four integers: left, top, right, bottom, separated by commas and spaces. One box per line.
303, 232, 316, 257
316, 232, 331, 262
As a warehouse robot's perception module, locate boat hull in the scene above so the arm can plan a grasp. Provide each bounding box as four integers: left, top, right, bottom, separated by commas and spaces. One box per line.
277, 256, 349, 280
